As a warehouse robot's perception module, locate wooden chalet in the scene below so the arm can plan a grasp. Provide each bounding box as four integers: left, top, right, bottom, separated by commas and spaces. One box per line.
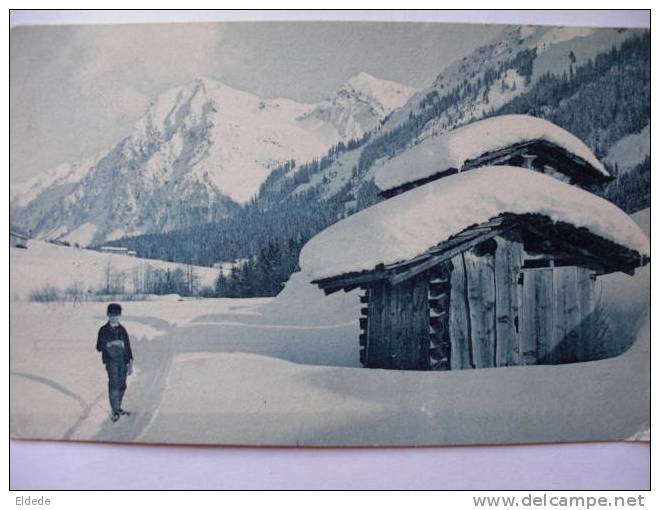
306, 115, 648, 371
312, 211, 647, 370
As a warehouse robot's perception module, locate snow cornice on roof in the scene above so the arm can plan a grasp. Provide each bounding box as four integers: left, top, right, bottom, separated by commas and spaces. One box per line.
300, 166, 648, 283
374, 114, 611, 198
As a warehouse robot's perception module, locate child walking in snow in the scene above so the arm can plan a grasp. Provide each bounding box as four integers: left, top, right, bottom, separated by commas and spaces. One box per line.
96, 303, 134, 422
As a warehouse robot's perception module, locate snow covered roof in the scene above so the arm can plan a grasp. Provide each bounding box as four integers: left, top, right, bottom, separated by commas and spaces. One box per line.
374, 114, 610, 195
300, 166, 648, 281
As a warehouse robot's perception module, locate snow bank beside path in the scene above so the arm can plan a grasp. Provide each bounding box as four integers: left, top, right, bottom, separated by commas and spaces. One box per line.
301, 166, 649, 280
10, 298, 271, 441
256, 271, 359, 327
142, 312, 648, 445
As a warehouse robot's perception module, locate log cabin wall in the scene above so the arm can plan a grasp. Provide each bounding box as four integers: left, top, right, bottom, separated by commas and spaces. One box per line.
428, 265, 452, 370
447, 232, 597, 369
358, 230, 601, 371
448, 233, 524, 369
363, 274, 430, 370
519, 266, 595, 364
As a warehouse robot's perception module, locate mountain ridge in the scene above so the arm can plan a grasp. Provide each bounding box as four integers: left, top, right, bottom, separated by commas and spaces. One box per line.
11, 72, 416, 245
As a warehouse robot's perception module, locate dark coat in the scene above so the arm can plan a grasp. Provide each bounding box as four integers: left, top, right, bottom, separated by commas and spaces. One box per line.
96, 322, 133, 365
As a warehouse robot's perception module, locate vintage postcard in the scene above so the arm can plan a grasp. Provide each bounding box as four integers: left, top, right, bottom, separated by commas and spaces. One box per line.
10, 20, 650, 446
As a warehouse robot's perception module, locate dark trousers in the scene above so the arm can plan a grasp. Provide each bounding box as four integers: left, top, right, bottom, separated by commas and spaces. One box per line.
105, 360, 128, 413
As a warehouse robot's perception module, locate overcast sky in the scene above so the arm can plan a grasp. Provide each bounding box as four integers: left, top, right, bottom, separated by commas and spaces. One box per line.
10, 21, 509, 184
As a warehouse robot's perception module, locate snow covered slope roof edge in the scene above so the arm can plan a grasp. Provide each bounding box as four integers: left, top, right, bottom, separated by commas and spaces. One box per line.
300, 166, 648, 281
374, 114, 610, 194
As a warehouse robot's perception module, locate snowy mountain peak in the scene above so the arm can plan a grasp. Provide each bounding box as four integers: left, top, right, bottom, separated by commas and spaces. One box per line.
11, 71, 411, 245
344, 72, 416, 111
299, 72, 416, 141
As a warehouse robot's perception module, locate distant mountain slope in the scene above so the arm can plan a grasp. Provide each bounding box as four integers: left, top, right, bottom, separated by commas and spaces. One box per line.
10, 73, 415, 246
107, 26, 649, 298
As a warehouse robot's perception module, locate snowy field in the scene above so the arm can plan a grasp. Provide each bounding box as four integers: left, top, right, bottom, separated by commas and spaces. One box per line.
9, 240, 219, 301
10, 209, 649, 446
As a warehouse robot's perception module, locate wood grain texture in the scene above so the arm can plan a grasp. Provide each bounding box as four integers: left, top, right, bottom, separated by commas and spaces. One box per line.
520, 268, 554, 365
494, 235, 523, 366
464, 250, 496, 368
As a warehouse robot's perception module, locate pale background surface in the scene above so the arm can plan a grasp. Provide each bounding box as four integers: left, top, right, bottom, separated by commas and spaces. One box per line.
9, 9, 650, 490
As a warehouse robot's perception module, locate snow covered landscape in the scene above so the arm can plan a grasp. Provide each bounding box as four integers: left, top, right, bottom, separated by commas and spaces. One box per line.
10, 21, 650, 447
9, 240, 220, 301
9, 209, 649, 445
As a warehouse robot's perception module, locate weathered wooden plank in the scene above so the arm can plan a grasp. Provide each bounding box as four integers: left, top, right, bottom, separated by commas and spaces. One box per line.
547, 266, 581, 363
380, 276, 429, 370
381, 282, 394, 369
549, 266, 581, 364
388, 279, 409, 369
314, 269, 389, 292
366, 281, 386, 368
576, 267, 595, 361
520, 268, 554, 365
448, 254, 472, 370
464, 250, 496, 368
412, 275, 430, 370
494, 235, 523, 366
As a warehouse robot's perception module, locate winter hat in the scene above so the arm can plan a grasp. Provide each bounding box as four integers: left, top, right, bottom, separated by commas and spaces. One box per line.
107, 303, 122, 316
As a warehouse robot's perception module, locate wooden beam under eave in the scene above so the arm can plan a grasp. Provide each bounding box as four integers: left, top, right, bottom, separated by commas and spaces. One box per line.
522, 220, 641, 275
388, 224, 517, 287
313, 268, 389, 293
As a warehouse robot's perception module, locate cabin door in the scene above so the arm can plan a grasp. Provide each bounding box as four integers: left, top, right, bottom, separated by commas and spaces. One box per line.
519, 266, 595, 365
